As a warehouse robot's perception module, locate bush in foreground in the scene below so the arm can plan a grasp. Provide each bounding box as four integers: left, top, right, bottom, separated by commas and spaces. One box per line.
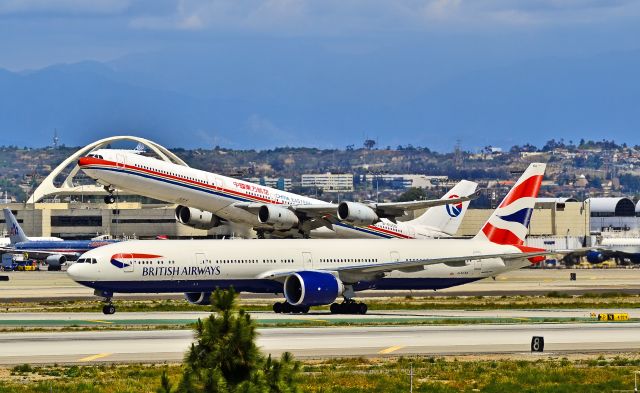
160, 289, 300, 393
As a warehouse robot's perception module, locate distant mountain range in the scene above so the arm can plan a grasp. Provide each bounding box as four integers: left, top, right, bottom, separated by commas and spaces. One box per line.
1, 46, 639, 151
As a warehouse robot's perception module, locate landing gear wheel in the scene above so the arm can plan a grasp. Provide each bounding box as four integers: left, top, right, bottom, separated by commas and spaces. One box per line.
102, 304, 116, 315
329, 300, 367, 314
273, 302, 283, 313
104, 195, 116, 204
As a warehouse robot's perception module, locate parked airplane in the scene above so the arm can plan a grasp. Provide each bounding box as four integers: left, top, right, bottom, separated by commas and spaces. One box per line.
68, 163, 553, 315
77, 149, 479, 239
1, 209, 120, 270
581, 237, 640, 265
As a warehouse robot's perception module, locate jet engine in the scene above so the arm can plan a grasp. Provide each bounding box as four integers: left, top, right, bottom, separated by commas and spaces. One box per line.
184, 292, 212, 305
337, 202, 379, 226
175, 206, 221, 230
284, 271, 344, 306
586, 250, 609, 264
258, 205, 299, 230
46, 255, 66, 271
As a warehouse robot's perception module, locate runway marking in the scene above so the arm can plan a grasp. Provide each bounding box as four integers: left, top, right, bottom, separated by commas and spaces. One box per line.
78, 353, 112, 362
305, 319, 330, 323
378, 345, 404, 354
86, 320, 113, 324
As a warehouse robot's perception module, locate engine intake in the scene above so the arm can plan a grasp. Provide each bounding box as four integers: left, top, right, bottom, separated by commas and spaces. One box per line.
337, 202, 379, 226
184, 292, 212, 305
46, 255, 66, 271
175, 206, 221, 230
284, 271, 344, 306
258, 205, 299, 230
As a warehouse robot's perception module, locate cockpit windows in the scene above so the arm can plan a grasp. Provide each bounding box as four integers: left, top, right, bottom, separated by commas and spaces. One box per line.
87, 154, 104, 159
76, 258, 97, 264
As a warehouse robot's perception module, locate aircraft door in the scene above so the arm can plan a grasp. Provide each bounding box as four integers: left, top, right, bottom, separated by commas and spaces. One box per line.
122, 253, 134, 272
116, 154, 126, 169
390, 251, 400, 262
473, 251, 482, 273
302, 252, 313, 270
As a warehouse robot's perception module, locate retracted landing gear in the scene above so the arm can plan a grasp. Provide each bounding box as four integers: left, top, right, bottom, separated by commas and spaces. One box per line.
330, 299, 368, 315
272, 302, 310, 314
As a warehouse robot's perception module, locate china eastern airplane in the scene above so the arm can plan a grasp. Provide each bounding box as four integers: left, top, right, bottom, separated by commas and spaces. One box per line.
69, 163, 556, 315
1, 208, 119, 270
77, 149, 479, 239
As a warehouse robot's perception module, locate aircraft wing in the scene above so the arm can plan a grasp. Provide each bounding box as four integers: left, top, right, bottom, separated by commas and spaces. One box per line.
259, 249, 562, 281
332, 250, 559, 275
369, 190, 482, 219
0, 248, 80, 260
233, 202, 337, 217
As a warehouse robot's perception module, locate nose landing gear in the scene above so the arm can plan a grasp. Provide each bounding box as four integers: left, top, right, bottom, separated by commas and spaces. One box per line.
103, 186, 116, 204
95, 289, 116, 314
102, 304, 116, 315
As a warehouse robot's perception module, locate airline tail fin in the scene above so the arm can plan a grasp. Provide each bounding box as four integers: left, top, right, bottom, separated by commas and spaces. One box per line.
410, 180, 478, 235
3, 208, 29, 244
473, 163, 546, 245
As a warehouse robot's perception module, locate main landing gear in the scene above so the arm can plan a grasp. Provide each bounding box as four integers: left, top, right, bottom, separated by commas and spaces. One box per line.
330, 299, 368, 315
272, 302, 310, 314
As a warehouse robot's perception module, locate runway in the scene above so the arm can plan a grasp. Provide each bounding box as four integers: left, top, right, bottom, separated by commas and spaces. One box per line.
0, 309, 638, 327
0, 323, 639, 364
2, 268, 640, 301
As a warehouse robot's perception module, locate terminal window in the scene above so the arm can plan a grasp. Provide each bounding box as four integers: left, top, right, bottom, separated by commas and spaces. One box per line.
51, 216, 102, 227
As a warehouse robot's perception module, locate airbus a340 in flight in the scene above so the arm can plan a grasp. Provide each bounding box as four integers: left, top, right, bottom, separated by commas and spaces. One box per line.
69, 163, 553, 315
77, 149, 479, 239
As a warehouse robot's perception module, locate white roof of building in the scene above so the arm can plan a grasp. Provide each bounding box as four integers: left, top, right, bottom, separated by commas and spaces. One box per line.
587, 197, 635, 214
537, 197, 579, 203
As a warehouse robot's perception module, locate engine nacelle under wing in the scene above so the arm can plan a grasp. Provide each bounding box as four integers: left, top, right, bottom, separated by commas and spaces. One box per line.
284, 271, 344, 306
586, 250, 609, 264
175, 206, 221, 230
184, 292, 212, 305
46, 254, 67, 271
258, 205, 299, 230
337, 202, 379, 226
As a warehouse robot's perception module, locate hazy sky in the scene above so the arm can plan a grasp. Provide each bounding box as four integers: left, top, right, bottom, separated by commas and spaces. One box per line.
1, 1, 640, 150
3, 0, 640, 71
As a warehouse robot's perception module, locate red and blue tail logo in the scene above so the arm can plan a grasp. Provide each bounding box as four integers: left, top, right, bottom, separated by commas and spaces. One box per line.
111, 253, 162, 269
476, 163, 546, 246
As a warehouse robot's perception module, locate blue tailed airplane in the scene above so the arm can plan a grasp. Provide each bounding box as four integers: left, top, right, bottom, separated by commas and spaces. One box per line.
1, 209, 120, 271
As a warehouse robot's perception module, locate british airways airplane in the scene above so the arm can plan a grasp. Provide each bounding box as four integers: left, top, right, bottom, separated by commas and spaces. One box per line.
69, 163, 552, 315
1, 209, 120, 271
77, 149, 479, 239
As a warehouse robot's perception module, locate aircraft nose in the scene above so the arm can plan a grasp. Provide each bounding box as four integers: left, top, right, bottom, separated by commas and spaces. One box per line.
67, 262, 92, 282
77, 156, 90, 167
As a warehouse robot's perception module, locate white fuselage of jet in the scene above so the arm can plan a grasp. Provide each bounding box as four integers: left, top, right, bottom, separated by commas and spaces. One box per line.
79, 150, 460, 239
69, 238, 533, 295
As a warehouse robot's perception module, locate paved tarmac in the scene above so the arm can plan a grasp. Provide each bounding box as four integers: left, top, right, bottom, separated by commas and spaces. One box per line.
2, 268, 640, 301
0, 322, 639, 364
0, 309, 638, 327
